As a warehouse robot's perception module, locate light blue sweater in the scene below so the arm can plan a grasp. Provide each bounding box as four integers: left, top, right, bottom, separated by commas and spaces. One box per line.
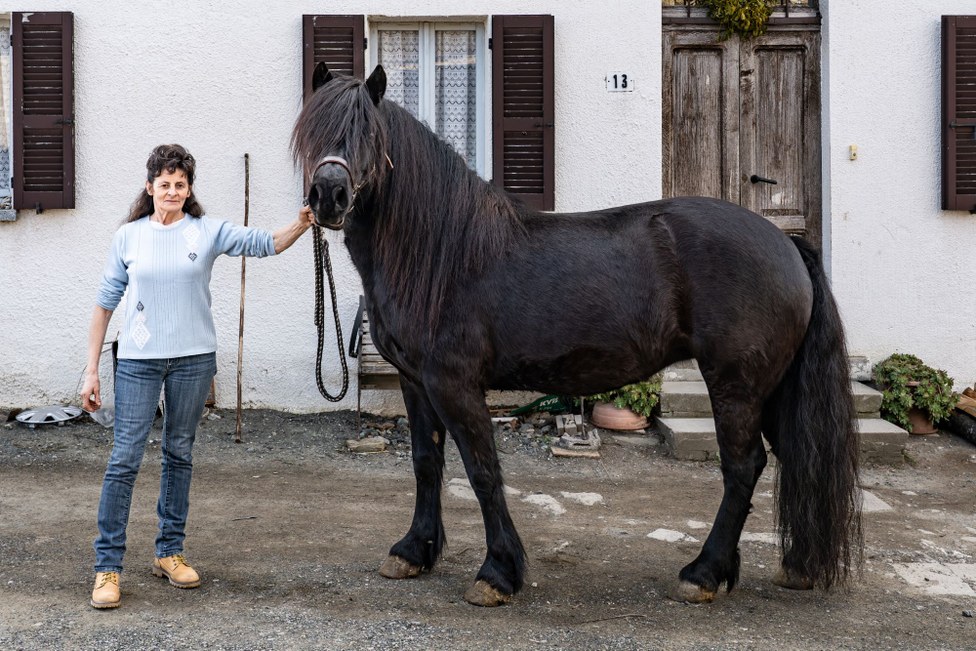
96, 215, 277, 359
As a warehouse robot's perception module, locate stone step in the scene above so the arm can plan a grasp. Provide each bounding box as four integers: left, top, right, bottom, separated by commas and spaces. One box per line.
656, 417, 719, 461
656, 415, 908, 464
660, 381, 712, 417
857, 418, 909, 464
852, 382, 882, 417
659, 380, 882, 419
662, 360, 703, 382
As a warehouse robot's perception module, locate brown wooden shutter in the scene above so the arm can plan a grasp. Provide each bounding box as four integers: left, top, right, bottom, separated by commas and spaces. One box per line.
302, 15, 365, 102
11, 11, 74, 212
491, 15, 554, 211
943, 15, 976, 211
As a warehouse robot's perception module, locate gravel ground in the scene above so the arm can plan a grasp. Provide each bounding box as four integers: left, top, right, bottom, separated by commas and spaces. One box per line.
1, 407, 975, 650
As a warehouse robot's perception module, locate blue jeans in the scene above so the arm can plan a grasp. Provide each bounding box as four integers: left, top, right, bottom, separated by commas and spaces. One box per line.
93, 353, 216, 573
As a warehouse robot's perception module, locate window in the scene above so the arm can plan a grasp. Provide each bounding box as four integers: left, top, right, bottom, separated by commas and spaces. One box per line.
942, 15, 976, 212
372, 23, 485, 174
303, 14, 554, 211
0, 11, 75, 216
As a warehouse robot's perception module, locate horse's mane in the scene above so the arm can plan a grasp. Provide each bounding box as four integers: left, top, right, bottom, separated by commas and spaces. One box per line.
293, 76, 525, 338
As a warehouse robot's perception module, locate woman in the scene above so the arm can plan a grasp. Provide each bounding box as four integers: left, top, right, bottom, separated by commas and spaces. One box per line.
81, 144, 314, 609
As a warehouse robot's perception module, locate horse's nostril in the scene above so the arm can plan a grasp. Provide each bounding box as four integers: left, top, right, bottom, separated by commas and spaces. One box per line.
307, 185, 321, 210
333, 185, 349, 212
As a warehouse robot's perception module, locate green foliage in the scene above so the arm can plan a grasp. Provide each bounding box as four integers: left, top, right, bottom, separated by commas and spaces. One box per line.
586, 374, 663, 418
873, 353, 959, 433
697, 0, 773, 40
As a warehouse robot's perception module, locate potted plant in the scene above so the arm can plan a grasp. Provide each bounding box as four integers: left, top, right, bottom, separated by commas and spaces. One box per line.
585, 374, 662, 431
873, 353, 959, 435
697, 0, 773, 40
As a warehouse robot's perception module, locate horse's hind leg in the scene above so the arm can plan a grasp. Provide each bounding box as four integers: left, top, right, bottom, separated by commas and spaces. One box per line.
671, 388, 767, 603
380, 377, 448, 580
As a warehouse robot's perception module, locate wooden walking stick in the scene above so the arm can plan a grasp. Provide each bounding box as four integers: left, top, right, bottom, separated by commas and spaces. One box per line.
235, 153, 250, 443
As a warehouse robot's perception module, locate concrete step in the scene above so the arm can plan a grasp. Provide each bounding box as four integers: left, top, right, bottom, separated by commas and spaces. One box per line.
662, 360, 703, 382
660, 381, 712, 417
852, 382, 882, 417
656, 415, 908, 464
857, 417, 909, 464
659, 380, 882, 419
656, 417, 720, 461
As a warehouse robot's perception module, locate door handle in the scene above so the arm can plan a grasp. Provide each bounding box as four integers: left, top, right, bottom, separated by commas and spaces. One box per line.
750, 174, 778, 185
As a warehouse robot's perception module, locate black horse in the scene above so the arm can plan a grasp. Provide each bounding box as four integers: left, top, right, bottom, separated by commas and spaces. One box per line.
293, 63, 862, 607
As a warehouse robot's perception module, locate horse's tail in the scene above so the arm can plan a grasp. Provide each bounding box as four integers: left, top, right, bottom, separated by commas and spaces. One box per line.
766, 236, 862, 589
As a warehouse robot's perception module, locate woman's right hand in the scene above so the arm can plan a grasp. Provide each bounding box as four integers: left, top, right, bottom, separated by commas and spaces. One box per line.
81, 371, 101, 412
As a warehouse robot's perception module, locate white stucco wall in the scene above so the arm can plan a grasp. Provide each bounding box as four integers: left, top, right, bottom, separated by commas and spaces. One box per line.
824, 0, 976, 388
0, 1, 662, 413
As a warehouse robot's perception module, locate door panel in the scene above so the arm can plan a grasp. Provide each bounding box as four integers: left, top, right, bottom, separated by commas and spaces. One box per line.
740, 31, 821, 238
663, 26, 821, 246
663, 31, 739, 203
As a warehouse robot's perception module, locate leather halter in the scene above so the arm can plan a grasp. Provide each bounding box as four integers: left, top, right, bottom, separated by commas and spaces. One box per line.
311, 155, 356, 185
308, 155, 358, 230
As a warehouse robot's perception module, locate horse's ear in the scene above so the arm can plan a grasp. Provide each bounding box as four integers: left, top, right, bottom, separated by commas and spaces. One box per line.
312, 62, 334, 92
365, 65, 386, 105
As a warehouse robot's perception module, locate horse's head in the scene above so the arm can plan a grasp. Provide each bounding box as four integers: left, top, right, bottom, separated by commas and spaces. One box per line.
293, 62, 389, 231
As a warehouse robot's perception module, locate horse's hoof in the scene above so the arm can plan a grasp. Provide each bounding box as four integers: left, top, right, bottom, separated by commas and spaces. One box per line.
463, 579, 512, 607
379, 555, 422, 580
772, 567, 814, 590
668, 580, 716, 604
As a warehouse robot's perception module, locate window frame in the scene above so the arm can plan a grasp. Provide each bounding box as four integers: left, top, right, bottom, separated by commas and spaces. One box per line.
369, 20, 488, 177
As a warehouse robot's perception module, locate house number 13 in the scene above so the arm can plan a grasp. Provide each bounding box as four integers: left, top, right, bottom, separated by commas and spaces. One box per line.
606, 72, 634, 92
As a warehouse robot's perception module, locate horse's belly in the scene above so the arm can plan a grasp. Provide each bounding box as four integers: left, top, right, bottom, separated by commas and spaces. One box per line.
490, 344, 670, 396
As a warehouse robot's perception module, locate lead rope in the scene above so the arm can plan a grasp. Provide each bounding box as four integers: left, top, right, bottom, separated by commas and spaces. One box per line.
312, 226, 349, 401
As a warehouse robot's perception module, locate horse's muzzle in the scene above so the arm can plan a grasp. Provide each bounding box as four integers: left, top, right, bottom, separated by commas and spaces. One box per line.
306, 176, 351, 230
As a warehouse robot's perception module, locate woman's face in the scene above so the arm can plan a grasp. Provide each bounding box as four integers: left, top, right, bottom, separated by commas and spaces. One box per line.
147, 169, 190, 213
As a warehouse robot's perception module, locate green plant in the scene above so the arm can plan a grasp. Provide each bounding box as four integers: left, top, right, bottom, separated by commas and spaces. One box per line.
697, 0, 773, 40
873, 353, 958, 433
585, 374, 663, 419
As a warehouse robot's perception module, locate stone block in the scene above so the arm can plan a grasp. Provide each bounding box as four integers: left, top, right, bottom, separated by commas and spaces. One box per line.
660, 381, 712, 417
852, 381, 882, 417
662, 360, 703, 382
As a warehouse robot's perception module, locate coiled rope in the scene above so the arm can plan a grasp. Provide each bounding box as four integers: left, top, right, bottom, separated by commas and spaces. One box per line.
312, 227, 349, 401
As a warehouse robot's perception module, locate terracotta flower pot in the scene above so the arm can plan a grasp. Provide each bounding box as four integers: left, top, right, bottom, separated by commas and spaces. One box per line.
907, 407, 937, 435
589, 402, 648, 431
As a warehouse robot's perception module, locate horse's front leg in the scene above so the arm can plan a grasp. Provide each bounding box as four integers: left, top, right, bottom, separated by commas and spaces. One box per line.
425, 381, 525, 607
379, 376, 448, 580
671, 393, 767, 603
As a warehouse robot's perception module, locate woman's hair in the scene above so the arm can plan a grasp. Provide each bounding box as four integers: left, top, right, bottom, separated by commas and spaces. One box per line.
124, 143, 205, 223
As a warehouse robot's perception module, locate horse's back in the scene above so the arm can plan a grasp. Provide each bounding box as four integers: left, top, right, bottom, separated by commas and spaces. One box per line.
472, 196, 812, 395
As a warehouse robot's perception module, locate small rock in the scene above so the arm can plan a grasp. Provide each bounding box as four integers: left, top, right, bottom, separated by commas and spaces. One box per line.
964, 610, 974, 618
346, 436, 390, 453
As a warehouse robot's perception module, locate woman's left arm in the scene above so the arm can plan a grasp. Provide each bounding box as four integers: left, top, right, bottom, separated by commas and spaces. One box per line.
272, 206, 315, 254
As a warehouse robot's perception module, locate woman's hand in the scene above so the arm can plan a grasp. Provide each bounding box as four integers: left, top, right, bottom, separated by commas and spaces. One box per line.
273, 206, 316, 253
300, 204, 315, 227
81, 370, 101, 412
83, 306, 113, 412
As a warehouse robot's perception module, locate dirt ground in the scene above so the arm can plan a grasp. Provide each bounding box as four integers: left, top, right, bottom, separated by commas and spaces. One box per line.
1, 407, 975, 651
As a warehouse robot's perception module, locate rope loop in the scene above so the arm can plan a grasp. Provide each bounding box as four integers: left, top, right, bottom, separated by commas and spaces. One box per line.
312, 227, 349, 402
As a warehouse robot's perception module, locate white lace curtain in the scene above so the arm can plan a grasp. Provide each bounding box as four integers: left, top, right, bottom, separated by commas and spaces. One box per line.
435, 30, 477, 166
377, 27, 478, 169
377, 30, 420, 117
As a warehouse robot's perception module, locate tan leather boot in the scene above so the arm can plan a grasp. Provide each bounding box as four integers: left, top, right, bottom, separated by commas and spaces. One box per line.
90, 571, 121, 609
152, 554, 201, 588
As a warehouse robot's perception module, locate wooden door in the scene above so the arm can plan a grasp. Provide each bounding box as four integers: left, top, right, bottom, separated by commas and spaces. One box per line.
663, 26, 822, 245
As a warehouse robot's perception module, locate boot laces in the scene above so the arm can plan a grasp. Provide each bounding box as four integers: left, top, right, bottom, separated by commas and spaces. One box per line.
172, 554, 189, 567
97, 571, 119, 588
